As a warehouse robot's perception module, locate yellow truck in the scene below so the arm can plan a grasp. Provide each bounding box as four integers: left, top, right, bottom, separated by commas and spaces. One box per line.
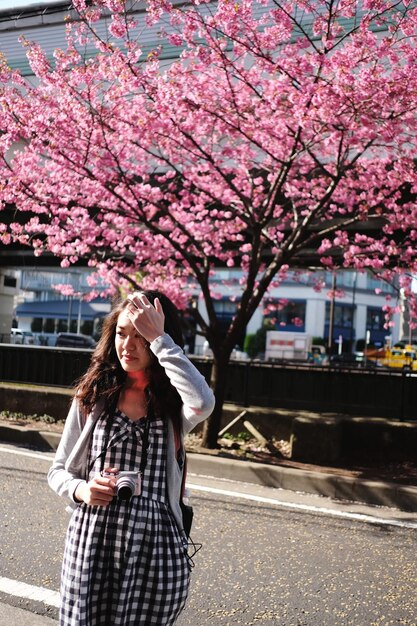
379, 344, 417, 370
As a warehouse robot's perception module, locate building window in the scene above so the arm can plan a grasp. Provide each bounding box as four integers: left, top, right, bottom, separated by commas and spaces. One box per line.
212, 297, 246, 347
3, 275, 17, 288
366, 307, 387, 347
325, 303, 354, 328
324, 303, 356, 349
212, 298, 238, 335
264, 300, 306, 331
366, 272, 396, 294
366, 307, 385, 331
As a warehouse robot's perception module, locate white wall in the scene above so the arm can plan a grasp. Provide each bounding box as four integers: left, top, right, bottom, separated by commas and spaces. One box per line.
305, 298, 326, 338
0, 270, 20, 338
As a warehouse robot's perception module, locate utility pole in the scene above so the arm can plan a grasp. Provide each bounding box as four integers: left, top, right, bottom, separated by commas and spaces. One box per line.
327, 271, 336, 354
349, 271, 357, 353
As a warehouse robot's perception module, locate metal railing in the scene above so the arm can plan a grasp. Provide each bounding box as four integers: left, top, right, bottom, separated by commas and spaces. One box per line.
0, 344, 416, 420
0, 344, 93, 387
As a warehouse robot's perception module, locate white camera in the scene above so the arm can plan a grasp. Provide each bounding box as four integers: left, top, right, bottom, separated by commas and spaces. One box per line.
101, 469, 141, 501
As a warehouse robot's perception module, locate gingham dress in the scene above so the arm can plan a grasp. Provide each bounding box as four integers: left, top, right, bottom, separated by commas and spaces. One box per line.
60, 409, 190, 626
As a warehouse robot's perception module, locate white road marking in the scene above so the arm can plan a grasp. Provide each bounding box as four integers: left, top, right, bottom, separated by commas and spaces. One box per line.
188, 483, 417, 530
0, 577, 60, 608
0, 446, 53, 461
1, 444, 416, 529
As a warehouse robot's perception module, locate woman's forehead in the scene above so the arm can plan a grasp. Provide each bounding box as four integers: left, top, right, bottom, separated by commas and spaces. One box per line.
116, 309, 133, 328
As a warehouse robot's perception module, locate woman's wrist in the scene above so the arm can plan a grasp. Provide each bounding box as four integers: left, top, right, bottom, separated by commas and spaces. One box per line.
74, 480, 87, 503
148, 332, 165, 345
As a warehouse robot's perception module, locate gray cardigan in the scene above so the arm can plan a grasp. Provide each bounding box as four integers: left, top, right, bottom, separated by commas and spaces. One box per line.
47, 333, 215, 535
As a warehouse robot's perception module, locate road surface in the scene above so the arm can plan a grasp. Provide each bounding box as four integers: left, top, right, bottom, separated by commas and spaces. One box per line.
0, 443, 416, 626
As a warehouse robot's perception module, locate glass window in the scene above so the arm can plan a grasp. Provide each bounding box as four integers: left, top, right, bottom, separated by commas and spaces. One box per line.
212, 298, 238, 336
213, 299, 238, 319
366, 307, 385, 331
264, 300, 306, 330
325, 303, 353, 328
3, 275, 17, 288
366, 272, 396, 294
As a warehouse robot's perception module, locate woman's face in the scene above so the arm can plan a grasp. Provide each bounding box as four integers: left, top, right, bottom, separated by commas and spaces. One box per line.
115, 309, 152, 372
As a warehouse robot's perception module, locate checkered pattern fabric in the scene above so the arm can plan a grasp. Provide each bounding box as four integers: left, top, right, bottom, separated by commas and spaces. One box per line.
60, 410, 190, 626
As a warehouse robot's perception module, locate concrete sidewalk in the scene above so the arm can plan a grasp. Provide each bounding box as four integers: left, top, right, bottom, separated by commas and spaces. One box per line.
0, 602, 57, 625
1, 423, 416, 512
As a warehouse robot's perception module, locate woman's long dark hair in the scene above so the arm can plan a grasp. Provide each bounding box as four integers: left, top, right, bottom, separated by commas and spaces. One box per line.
75, 290, 184, 430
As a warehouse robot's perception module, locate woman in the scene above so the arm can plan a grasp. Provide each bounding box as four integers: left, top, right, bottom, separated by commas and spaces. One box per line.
48, 290, 215, 626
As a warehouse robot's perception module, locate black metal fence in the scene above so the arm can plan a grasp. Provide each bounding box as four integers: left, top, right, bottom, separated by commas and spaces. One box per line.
0, 344, 92, 387
0, 344, 416, 421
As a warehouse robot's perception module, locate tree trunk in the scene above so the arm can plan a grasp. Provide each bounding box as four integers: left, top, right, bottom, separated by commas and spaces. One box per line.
201, 353, 229, 448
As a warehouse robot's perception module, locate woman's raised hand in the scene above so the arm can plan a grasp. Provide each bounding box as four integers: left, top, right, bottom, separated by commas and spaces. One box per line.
126, 293, 165, 343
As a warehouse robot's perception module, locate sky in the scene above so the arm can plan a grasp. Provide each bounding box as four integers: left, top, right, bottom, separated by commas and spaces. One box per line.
0, 0, 64, 10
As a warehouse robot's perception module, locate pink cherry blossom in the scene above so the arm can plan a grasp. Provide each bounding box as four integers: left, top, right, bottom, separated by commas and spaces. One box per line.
1, 0, 417, 446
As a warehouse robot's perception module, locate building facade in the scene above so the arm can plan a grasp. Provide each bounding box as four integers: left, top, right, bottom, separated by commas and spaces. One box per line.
0, 269, 20, 341
191, 269, 401, 356
13, 269, 111, 341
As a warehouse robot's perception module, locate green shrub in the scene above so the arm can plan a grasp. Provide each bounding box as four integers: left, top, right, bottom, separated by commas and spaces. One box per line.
244, 322, 274, 359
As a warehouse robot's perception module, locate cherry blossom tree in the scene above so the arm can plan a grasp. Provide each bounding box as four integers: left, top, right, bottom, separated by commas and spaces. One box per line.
1, 0, 417, 446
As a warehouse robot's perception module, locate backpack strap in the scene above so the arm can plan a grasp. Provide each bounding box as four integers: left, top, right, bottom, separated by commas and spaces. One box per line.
173, 418, 181, 454
172, 418, 187, 499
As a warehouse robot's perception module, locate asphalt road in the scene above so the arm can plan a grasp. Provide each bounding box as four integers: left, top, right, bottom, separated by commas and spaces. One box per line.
0, 443, 416, 626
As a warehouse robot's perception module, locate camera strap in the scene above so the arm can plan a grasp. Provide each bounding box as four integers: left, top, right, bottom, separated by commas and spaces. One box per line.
139, 404, 152, 476
89, 393, 153, 478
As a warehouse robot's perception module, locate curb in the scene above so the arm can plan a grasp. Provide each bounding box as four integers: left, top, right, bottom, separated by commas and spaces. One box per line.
1, 425, 416, 513
187, 453, 417, 513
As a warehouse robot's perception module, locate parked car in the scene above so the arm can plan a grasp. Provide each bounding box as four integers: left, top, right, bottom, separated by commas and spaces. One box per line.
201, 340, 213, 358
55, 332, 96, 348
330, 352, 377, 368
10, 328, 35, 345
231, 346, 249, 360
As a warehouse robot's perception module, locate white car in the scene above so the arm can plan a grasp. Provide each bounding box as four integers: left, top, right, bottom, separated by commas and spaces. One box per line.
10, 328, 35, 345
231, 346, 249, 360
